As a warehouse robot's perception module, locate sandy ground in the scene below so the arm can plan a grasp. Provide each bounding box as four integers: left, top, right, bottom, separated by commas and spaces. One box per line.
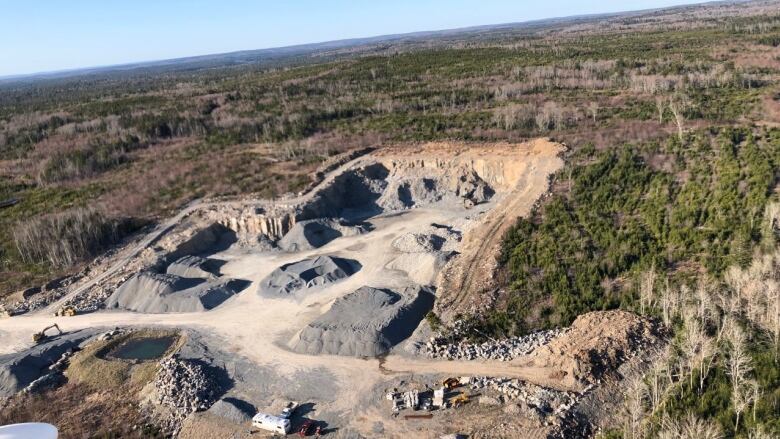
0, 140, 567, 436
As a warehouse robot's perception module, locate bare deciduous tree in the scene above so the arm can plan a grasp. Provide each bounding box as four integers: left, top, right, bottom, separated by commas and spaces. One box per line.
639, 268, 656, 315
726, 323, 753, 431
667, 93, 691, 142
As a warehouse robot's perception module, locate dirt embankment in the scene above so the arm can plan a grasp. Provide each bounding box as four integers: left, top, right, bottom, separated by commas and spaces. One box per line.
516, 310, 665, 391
433, 139, 565, 317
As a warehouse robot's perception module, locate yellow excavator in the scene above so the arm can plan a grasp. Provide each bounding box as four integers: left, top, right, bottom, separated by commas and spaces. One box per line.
451, 393, 470, 408
32, 324, 62, 343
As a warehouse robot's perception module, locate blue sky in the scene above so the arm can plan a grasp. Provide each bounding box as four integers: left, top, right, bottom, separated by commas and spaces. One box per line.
1, 0, 702, 77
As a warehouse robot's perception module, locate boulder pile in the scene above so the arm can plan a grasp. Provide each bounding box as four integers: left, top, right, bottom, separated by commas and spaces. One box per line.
463, 375, 584, 431
423, 328, 565, 361
154, 357, 218, 417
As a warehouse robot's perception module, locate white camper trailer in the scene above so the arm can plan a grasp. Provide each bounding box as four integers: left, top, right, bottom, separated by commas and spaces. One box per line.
252, 413, 291, 435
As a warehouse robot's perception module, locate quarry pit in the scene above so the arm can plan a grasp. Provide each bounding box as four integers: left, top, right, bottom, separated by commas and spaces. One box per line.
0, 140, 665, 437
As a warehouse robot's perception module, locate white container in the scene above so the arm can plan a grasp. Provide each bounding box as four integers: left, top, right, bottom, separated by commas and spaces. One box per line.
252, 413, 291, 435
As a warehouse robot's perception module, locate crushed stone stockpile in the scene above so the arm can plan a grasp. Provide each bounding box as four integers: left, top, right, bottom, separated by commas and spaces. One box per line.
392, 224, 462, 253
207, 397, 255, 424
165, 255, 222, 279
277, 218, 368, 252
258, 255, 360, 296
0, 329, 97, 396
292, 285, 435, 357
106, 272, 246, 313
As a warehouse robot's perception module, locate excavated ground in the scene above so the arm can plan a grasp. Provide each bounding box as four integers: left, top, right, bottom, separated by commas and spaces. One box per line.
0, 140, 665, 438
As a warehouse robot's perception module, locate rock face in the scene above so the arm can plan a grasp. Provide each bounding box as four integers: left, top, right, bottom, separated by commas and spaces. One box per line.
167, 223, 237, 261
106, 272, 245, 313
258, 256, 360, 296
292, 285, 435, 357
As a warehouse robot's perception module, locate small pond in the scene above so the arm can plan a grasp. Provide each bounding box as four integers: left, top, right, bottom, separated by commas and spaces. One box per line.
108, 336, 177, 361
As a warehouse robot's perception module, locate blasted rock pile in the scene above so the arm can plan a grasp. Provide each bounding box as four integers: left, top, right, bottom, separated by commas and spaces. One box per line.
424, 328, 565, 361
154, 356, 218, 434
465, 376, 582, 429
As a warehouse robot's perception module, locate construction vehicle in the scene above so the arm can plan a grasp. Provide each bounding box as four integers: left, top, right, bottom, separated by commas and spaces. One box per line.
442, 377, 460, 390
32, 324, 62, 343
55, 306, 76, 317
450, 393, 469, 408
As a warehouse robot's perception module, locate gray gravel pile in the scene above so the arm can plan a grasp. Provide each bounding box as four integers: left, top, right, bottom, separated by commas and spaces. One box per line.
207, 397, 254, 424
258, 255, 359, 296
277, 219, 368, 252
423, 328, 565, 361
154, 356, 219, 435
292, 285, 435, 357
106, 272, 243, 313
21, 349, 75, 395
165, 256, 221, 279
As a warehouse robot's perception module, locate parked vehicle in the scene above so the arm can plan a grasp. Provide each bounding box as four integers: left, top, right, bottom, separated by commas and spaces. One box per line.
252, 413, 291, 435
298, 419, 315, 437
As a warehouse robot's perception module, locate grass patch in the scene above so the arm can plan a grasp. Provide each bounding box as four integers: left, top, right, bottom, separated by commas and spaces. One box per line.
67, 329, 182, 389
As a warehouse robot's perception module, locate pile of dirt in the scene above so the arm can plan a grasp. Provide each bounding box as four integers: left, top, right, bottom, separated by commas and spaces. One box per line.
258, 255, 360, 296
277, 219, 368, 252
0, 330, 97, 396
522, 310, 664, 389
105, 272, 246, 313
291, 285, 435, 357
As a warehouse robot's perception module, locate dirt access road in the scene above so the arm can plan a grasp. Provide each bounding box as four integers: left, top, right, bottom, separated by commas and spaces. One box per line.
436, 139, 564, 315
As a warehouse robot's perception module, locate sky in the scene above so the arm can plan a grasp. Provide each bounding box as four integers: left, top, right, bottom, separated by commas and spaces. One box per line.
1, 0, 704, 77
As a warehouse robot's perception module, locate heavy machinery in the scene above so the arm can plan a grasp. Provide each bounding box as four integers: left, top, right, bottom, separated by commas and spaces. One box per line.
450, 393, 470, 408
442, 377, 460, 390
55, 306, 76, 317
32, 324, 62, 343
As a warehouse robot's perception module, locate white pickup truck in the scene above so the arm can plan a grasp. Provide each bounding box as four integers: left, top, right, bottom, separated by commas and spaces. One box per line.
279, 401, 299, 419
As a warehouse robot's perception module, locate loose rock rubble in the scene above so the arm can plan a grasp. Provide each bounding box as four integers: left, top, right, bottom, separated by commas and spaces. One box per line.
467, 376, 583, 428
21, 349, 75, 395
154, 356, 219, 435
423, 328, 565, 361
